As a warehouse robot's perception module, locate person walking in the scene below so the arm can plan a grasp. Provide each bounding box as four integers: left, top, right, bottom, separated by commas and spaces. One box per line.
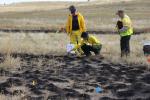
116, 10, 133, 57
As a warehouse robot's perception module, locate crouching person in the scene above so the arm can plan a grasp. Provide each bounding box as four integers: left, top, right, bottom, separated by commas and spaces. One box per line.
74, 32, 102, 56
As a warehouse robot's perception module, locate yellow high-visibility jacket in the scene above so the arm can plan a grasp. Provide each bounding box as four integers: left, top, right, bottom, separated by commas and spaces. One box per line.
74, 35, 101, 50
66, 12, 86, 34
120, 15, 133, 36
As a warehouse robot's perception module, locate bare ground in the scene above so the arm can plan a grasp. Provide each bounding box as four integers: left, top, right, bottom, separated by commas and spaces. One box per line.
0, 53, 150, 100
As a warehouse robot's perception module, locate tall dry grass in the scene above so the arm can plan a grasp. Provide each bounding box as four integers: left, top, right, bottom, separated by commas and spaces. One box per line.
0, 95, 22, 100
0, 32, 149, 66
99, 34, 150, 66
0, 32, 68, 55
0, 55, 21, 71
0, 86, 28, 100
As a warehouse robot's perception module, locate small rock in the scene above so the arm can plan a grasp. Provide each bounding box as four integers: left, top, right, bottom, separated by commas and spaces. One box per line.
99, 97, 115, 100
26, 95, 44, 100
7, 78, 23, 86
47, 94, 65, 100
116, 89, 134, 97
63, 88, 80, 97
79, 94, 91, 100
12, 90, 23, 95
141, 73, 150, 84
85, 89, 94, 93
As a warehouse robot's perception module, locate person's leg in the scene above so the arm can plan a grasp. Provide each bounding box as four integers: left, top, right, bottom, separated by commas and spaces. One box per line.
75, 31, 83, 55
70, 30, 81, 44
143, 45, 150, 55
81, 44, 92, 56
70, 32, 77, 44
74, 30, 82, 44
70, 31, 82, 55
125, 35, 131, 56
120, 36, 126, 57
92, 45, 102, 55
70, 30, 82, 53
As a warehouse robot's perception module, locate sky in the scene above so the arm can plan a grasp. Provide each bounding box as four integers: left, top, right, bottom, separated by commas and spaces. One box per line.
0, 0, 88, 4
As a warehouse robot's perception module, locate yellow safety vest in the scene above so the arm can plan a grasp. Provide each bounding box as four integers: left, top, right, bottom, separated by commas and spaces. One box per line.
120, 15, 133, 37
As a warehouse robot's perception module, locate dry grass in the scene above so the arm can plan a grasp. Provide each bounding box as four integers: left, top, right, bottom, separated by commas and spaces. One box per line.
0, 86, 28, 100
0, 32, 149, 66
0, 0, 149, 31
0, 95, 22, 100
0, 55, 21, 71
0, 32, 68, 55
0, 2, 71, 12
0, 0, 135, 12
99, 34, 150, 65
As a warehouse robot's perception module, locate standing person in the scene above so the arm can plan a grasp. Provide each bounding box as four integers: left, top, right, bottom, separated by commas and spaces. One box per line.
66, 5, 86, 46
116, 10, 133, 57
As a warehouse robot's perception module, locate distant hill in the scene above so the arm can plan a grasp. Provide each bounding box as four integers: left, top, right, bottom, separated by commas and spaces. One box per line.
1, 0, 89, 5
0, 0, 149, 33
0, 0, 134, 5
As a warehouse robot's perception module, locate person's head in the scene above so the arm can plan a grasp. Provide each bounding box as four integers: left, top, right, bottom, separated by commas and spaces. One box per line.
69, 5, 76, 15
81, 32, 89, 39
116, 10, 125, 19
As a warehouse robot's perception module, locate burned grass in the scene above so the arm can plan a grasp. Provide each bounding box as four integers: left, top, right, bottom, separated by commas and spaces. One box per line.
0, 53, 150, 99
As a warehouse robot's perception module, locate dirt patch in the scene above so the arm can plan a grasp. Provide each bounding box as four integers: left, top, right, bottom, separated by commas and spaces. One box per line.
0, 53, 150, 99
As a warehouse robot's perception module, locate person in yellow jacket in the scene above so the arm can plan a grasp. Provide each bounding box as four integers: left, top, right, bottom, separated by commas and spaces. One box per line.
116, 10, 133, 57
73, 32, 102, 56
66, 5, 86, 45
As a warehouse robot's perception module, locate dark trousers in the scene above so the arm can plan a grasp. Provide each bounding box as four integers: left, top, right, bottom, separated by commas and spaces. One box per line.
81, 44, 102, 56
143, 45, 150, 55
120, 35, 131, 57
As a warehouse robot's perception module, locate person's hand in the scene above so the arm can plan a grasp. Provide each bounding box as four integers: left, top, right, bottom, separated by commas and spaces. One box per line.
119, 26, 128, 33
87, 43, 92, 46
59, 27, 66, 33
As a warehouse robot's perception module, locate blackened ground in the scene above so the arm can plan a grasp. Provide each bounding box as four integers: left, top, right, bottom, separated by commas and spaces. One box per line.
0, 28, 150, 34
0, 53, 150, 100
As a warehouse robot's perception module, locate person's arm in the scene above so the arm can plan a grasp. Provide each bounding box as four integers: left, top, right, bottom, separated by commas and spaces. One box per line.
66, 15, 71, 35
91, 36, 100, 45
119, 18, 130, 33
119, 26, 128, 33
72, 40, 83, 51
80, 15, 86, 32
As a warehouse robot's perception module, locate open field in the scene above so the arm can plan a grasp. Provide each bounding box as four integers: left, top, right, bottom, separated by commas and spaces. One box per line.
0, 0, 150, 33
0, 0, 150, 99
0, 32, 149, 65
0, 32, 150, 99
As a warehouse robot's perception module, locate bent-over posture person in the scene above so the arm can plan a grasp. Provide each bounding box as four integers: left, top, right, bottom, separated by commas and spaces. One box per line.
66, 5, 86, 45
73, 32, 102, 56
116, 10, 133, 57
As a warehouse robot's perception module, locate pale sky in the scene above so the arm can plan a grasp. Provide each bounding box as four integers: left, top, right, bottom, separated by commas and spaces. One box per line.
0, 0, 88, 4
